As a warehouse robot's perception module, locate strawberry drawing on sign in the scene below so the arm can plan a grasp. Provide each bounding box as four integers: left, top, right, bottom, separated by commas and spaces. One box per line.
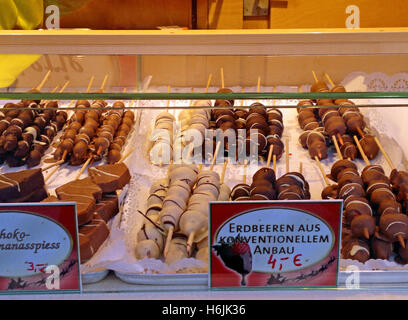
212, 239, 253, 286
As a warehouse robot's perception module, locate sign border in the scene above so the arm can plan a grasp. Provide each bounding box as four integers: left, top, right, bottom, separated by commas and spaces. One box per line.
208, 200, 343, 290
0, 202, 82, 295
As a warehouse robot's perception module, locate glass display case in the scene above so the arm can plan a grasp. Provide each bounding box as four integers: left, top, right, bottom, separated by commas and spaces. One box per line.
1, 28, 408, 296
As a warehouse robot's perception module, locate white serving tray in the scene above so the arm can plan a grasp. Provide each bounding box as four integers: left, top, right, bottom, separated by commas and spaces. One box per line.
114, 271, 208, 286
81, 269, 110, 284
338, 270, 408, 286
112, 269, 408, 287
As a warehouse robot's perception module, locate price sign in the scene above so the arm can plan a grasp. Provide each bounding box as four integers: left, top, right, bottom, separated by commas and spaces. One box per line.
210, 200, 342, 288
0, 203, 81, 294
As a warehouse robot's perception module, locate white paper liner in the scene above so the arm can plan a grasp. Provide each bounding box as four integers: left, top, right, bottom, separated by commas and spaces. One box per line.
340, 256, 408, 271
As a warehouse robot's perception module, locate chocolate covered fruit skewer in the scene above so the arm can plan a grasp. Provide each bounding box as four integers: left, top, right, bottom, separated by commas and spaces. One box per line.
135, 162, 172, 259
231, 140, 310, 202
47, 76, 102, 180
311, 72, 347, 148
26, 82, 72, 169
317, 145, 375, 261
53, 75, 97, 162
71, 76, 112, 166
275, 139, 310, 201
161, 146, 198, 258
230, 159, 251, 201
325, 73, 379, 160
75, 103, 132, 182
107, 89, 136, 164
368, 138, 408, 251
183, 141, 222, 256
356, 137, 403, 245
0, 70, 56, 167
149, 86, 176, 166
374, 137, 408, 260
353, 135, 370, 167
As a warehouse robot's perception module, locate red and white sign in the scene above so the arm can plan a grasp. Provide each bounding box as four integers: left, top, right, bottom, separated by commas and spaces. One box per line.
0, 203, 81, 294
210, 200, 342, 288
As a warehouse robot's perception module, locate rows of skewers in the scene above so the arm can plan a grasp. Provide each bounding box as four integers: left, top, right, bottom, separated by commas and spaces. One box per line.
298, 72, 379, 162
4, 70, 408, 269
0, 73, 139, 268
149, 72, 286, 167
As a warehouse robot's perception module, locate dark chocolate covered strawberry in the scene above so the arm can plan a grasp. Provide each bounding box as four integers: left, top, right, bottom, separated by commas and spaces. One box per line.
212, 239, 252, 286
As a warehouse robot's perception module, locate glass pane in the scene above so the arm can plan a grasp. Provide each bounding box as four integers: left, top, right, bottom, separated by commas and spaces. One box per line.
0, 30, 408, 293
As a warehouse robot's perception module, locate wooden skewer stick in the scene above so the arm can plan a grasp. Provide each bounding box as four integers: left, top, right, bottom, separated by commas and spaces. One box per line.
220, 159, 228, 184
118, 146, 135, 164
44, 164, 60, 183
324, 73, 335, 88
353, 135, 370, 166
189, 87, 194, 107
96, 146, 104, 156
299, 162, 303, 175
314, 156, 330, 186
336, 132, 344, 146
52, 80, 70, 103
100, 74, 109, 92
273, 154, 277, 174
363, 228, 370, 240
162, 163, 175, 258
43, 150, 68, 178
86, 76, 95, 93
51, 85, 60, 93
356, 126, 365, 138
128, 86, 138, 109
164, 226, 175, 258
312, 70, 318, 84
257, 76, 261, 93
285, 138, 290, 173
374, 136, 395, 171
220, 67, 225, 89
206, 73, 212, 93
243, 159, 248, 185
66, 99, 75, 108
119, 87, 127, 102
40, 85, 59, 104
59, 80, 70, 94
256, 76, 261, 103
272, 87, 277, 106
332, 135, 343, 160
42, 159, 65, 172
36, 70, 52, 91
166, 85, 171, 111
61, 150, 68, 161
210, 141, 221, 171
398, 235, 406, 249
266, 145, 274, 168
75, 155, 93, 181
240, 88, 245, 107
86, 75, 95, 93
